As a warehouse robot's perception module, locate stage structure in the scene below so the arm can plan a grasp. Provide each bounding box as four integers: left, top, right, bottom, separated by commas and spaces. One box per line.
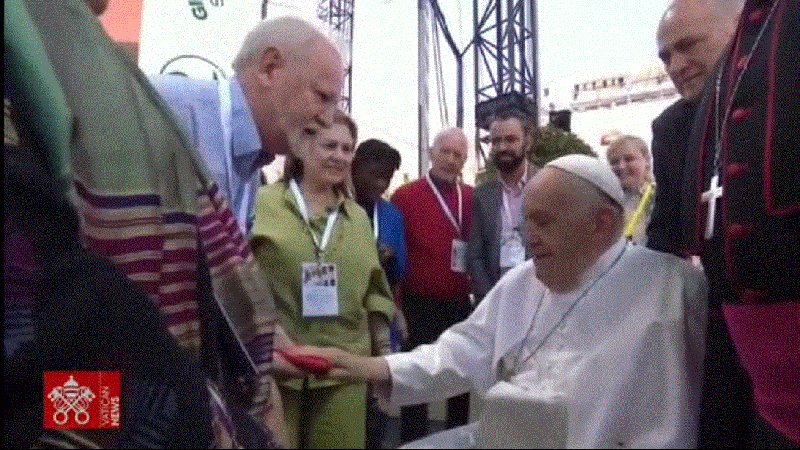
417, 0, 540, 173
317, 0, 355, 112
418, 0, 474, 176
419, 0, 431, 175
473, 0, 539, 168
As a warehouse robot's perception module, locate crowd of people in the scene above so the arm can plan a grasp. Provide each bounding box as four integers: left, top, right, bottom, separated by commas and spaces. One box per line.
4, 0, 797, 448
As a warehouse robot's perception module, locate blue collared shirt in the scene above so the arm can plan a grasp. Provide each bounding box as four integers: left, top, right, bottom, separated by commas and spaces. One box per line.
375, 198, 408, 284
150, 74, 271, 234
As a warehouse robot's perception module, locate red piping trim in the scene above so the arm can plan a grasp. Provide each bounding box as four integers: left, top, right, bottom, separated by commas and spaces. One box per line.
764, 1, 800, 216
724, 18, 745, 284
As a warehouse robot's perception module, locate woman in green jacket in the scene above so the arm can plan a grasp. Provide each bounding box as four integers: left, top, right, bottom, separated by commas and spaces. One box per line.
251, 110, 394, 449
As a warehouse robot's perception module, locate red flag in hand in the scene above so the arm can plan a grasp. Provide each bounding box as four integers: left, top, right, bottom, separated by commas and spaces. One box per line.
276, 349, 333, 376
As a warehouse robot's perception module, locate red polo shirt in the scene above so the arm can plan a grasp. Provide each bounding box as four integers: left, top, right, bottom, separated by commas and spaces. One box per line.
391, 176, 474, 303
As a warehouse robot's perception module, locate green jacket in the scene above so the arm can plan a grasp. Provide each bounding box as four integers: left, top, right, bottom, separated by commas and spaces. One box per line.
252, 182, 394, 390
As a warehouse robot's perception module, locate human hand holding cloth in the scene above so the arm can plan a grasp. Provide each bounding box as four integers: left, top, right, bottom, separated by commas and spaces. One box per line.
270, 325, 331, 378
276, 350, 334, 376
280, 345, 392, 388
271, 324, 336, 377
274, 312, 392, 377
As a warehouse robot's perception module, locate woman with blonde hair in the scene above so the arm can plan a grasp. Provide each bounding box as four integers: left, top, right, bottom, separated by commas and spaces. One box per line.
250, 110, 394, 448
606, 135, 655, 245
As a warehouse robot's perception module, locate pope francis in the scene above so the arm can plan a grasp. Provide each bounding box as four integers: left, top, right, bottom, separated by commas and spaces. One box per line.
294, 155, 708, 448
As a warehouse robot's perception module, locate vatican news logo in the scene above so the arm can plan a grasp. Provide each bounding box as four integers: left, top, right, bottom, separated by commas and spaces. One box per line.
44, 371, 121, 430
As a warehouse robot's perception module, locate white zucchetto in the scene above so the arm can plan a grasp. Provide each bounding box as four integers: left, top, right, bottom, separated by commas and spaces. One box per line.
545, 154, 625, 207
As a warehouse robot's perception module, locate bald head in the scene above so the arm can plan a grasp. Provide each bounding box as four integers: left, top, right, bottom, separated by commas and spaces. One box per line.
233, 16, 341, 72
233, 17, 345, 157
429, 128, 469, 182
524, 166, 624, 292
661, 0, 744, 22
657, 0, 743, 101
432, 127, 468, 151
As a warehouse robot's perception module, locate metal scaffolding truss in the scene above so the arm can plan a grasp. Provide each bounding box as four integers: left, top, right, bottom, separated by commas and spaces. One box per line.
317, 0, 355, 112
473, 0, 538, 131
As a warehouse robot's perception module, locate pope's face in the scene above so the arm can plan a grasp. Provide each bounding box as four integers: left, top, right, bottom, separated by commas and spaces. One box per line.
524, 168, 597, 292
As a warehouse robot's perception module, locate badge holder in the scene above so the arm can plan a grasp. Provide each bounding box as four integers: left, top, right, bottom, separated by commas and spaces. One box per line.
451, 239, 467, 273
500, 232, 526, 269
301, 260, 339, 318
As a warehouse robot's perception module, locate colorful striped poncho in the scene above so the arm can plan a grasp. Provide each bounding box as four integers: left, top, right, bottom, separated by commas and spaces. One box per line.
8, 0, 283, 446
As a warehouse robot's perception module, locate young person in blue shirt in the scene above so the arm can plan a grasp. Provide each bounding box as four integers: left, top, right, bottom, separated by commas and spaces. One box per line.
351, 138, 409, 449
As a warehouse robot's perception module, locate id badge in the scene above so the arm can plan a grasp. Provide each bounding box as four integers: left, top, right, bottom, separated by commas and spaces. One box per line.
500, 236, 526, 268
451, 239, 467, 273
301, 262, 339, 317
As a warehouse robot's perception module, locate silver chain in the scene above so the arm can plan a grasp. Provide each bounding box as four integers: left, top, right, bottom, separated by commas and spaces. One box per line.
511, 244, 628, 376
712, 1, 780, 175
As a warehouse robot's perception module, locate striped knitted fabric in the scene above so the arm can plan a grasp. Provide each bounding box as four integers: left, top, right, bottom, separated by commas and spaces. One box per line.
8, 0, 283, 444
5, 134, 214, 449
74, 179, 278, 426
73, 179, 279, 447
73, 178, 276, 371
196, 184, 276, 372
75, 181, 203, 353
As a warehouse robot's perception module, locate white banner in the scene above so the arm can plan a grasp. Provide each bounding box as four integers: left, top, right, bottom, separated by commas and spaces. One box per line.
138, 0, 317, 80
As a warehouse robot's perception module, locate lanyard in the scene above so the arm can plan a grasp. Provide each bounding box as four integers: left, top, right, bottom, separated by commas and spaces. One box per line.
289, 179, 340, 258
623, 182, 655, 240
425, 172, 463, 236
499, 163, 528, 227
373, 203, 379, 241
217, 79, 236, 200
513, 243, 627, 373
502, 189, 523, 230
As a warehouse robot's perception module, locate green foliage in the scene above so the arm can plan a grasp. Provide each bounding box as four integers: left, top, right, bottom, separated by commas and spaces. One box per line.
476, 126, 596, 184
531, 125, 596, 166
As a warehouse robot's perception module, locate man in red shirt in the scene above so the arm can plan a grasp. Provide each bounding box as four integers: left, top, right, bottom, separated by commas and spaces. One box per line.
391, 127, 474, 443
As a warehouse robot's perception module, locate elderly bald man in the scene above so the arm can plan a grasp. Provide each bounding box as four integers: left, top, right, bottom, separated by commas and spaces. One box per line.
649, 2, 751, 447
297, 155, 709, 448
648, 0, 743, 255
390, 127, 475, 442
657, 0, 743, 102
151, 17, 345, 234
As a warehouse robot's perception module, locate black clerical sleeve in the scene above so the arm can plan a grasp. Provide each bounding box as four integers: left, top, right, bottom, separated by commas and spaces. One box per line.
646, 99, 697, 256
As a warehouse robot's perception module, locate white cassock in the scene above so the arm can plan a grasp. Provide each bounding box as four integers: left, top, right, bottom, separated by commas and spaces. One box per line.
383, 239, 708, 448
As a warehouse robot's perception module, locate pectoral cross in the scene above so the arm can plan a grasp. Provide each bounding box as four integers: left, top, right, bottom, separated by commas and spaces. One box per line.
701, 174, 724, 239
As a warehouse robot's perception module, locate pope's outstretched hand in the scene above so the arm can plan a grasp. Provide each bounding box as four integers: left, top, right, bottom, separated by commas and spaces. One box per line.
282, 346, 392, 385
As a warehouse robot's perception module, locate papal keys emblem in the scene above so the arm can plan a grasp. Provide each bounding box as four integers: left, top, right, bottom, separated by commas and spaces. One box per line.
47, 375, 96, 425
